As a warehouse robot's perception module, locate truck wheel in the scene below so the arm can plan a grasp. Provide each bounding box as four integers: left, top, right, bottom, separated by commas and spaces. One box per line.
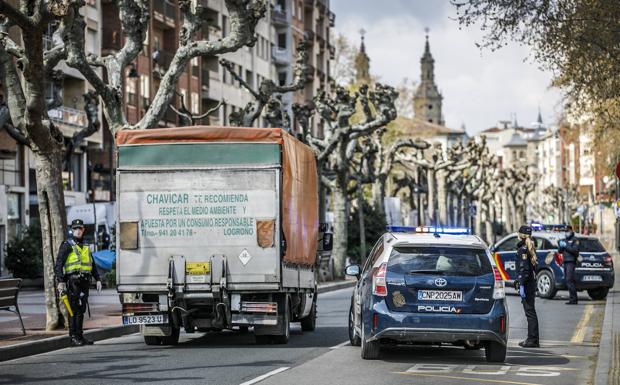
300, 300, 317, 332
587, 287, 609, 300
272, 296, 290, 344
360, 320, 380, 359
485, 341, 506, 362
144, 336, 161, 345
160, 327, 180, 346
536, 270, 557, 299
348, 305, 361, 347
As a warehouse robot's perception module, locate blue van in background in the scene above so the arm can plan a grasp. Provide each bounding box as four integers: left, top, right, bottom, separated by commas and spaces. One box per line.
491, 231, 614, 300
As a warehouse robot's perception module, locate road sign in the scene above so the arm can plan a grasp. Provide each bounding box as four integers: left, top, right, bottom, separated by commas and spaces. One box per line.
616, 162, 620, 179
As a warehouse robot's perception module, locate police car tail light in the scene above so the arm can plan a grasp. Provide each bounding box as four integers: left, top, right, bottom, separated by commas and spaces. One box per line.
554, 252, 564, 267
492, 267, 505, 299
372, 263, 388, 297
604, 254, 613, 267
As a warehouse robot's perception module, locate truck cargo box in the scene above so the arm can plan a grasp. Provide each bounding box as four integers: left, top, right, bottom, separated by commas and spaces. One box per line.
115, 126, 318, 292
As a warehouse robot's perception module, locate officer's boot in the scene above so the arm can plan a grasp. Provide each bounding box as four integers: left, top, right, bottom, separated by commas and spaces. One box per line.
70, 316, 84, 346
77, 315, 93, 345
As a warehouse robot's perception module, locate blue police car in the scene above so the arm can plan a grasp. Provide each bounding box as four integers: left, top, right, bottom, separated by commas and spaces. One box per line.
491, 228, 614, 300
346, 227, 509, 361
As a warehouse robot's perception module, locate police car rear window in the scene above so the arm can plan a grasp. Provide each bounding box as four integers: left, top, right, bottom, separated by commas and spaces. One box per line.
578, 239, 606, 252
388, 247, 492, 277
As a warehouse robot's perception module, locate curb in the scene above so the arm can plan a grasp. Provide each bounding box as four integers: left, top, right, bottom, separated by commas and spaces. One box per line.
317, 280, 356, 294
594, 252, 619, 385
594, 288, 615, 385
0, 325, 139, 363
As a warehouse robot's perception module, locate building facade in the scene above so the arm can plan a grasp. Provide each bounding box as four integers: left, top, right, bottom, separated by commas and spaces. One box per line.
0, 0, 104, 276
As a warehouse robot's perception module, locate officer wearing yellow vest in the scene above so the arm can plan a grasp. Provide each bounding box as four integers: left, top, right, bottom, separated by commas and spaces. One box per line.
54, 219, 102, 346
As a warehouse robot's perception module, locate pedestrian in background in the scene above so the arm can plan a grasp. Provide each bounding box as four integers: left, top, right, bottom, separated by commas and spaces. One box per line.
55, 219, 102, 346
516, 225, 540, 348
558, 225, 579, 305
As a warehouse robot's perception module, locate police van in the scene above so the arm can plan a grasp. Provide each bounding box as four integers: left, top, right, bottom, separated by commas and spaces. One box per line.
491, 227, 614, 300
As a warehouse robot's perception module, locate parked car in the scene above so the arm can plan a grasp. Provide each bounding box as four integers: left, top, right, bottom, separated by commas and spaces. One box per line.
346, 226, 509, 362
491, 231, 614, 300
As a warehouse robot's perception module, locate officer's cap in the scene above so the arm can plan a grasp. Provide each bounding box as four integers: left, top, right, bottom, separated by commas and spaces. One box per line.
71, 219, 85, 229
518, 225, 532, 236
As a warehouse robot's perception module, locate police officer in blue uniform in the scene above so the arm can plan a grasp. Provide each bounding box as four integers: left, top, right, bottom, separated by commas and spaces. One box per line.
558, 225, 579, 304
516, 225, 540, 348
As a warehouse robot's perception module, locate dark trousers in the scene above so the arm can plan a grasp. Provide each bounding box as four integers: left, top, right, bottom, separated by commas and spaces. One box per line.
564, 262, 578, 303
521, 280, 539, 343
67, 275, 90, 338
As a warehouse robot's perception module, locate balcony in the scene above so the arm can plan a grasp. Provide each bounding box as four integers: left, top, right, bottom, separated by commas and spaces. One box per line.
328, 11, 335, 27
207, 25, 222, 41
272, 8, 288, 27
48, 106, 87, 129
153, 0, 176, 28
306, 64, 315, 80
272, 47, 291, 66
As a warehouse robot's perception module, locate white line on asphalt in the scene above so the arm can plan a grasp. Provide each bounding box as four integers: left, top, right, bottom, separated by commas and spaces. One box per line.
329, 341, 350, 349
571, 304, 594, 343
239, 367, 290, 385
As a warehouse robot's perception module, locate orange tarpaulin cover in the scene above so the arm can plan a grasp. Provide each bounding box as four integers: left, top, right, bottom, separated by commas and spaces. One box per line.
116, 126, 319, 266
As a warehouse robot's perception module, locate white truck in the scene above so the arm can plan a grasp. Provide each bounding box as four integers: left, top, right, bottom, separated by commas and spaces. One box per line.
115, 126, 324, 345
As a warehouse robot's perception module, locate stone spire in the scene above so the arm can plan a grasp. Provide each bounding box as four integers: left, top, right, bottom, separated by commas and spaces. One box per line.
413, 29, 444, 125
354, 28, 371, 85
536, 107, 543, 125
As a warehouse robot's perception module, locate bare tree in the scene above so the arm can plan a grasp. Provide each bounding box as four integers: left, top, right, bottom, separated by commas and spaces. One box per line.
220, 39, 309, 129
297, 83, 398, 277
170, 91, 223, 126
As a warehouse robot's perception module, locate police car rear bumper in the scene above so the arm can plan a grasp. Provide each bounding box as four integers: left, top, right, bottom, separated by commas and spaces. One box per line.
367, 299, 508, 345
574, 269, 614, 289
368, 327, 506, 345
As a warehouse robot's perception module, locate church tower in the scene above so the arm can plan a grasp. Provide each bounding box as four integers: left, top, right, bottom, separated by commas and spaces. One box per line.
413, 31, 444, 125
354, 29, 371, 85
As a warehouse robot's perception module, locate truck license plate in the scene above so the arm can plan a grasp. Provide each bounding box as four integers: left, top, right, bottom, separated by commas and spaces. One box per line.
418, 290, 463, 301
123, 314, 168, 325
582, 275, 602, 282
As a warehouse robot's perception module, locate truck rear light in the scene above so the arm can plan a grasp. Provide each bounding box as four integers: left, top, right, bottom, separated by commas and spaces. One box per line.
241, 302, 278, 314
604, 254, 614, 267
492, 267, 505, 299
499, 316, 505, 333
372, 263, 388, 297
122, 302, 159, 315
554, 252, 564, 267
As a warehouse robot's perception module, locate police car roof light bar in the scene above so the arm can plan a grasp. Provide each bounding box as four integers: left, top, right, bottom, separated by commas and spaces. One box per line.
386, 226, 471, 235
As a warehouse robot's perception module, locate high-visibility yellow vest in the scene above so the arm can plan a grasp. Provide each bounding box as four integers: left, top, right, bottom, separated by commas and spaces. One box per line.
64, 242, 93, 275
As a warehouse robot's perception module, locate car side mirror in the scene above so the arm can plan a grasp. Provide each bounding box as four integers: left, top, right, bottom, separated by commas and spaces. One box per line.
345, 264, 360, 278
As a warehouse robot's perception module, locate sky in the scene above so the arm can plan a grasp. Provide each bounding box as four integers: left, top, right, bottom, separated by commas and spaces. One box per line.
331, 0, 564, 134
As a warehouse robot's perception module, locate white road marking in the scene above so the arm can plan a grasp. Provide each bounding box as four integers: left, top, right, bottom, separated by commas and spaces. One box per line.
239, 367, 290, 385
329, 341, 350, 349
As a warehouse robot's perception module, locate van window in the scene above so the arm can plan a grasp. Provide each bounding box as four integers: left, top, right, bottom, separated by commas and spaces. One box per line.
578, 238, 606, 252
496, 237, 519, 252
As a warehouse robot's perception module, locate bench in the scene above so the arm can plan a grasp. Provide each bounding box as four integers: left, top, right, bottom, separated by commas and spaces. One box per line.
0, 278, 26, 335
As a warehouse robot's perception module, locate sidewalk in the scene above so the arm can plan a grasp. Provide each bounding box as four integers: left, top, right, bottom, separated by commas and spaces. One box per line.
594, 252, 620, 385
0, 279, 355, 360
